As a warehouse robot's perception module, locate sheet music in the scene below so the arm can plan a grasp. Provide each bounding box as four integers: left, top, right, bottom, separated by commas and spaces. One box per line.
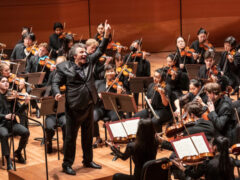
109, 123, 127, 138
172, 134, 210, 159
122, 119, 140, 136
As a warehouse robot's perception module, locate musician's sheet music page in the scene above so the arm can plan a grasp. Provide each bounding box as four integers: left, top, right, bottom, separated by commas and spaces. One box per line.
192, 135, 209, 153
173, 138, 198, 159
109, 123, 127, 138
122, 119, 140, 136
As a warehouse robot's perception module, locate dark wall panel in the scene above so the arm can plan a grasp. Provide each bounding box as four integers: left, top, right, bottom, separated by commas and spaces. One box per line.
89, 0, 180, 52
182, 0, 240, 47
0, 0, 89, 49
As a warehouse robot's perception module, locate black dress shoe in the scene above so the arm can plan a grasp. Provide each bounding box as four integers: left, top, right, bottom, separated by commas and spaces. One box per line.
14, 152, 26, 164
84, 161, 102, 169
7, 159, 14, 170
47, 142, 53, 154
62, 166, 76, 175
93, 138, 103, 148
36, 109, 40, 118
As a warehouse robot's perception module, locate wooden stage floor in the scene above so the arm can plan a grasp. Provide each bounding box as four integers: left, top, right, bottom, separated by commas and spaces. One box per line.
0, 52, 239, 180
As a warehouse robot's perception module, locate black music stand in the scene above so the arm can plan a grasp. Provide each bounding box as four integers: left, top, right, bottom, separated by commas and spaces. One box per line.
19, 72, 46, 85
129, 77, 153, 108
185, 64, 202, 80
12, 59, 26, 74
101, 92, 137, 175
39, 97, 58, 180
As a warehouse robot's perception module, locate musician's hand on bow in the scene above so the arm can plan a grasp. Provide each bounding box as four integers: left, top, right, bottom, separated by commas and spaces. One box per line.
179, 64, 184, 69
207, 100, 215, 112
98, 93, 102, 99
171, 159, 186, 171
55, 93, 62, 101
5, 113, 15, 120
227, 54, 234, 63
195, 96, 206, 106
174, 109, 180, 117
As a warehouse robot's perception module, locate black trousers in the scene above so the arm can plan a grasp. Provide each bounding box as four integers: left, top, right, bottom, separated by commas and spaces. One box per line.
0, 123, 30, 156
113, 173, 135, 180
93, 107, 119, 137
45, 113, 66, 142
62, 103, 94, 167
134, 109, 172, 132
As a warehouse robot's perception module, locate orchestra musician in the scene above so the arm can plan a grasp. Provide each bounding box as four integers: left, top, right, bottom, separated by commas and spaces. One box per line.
0, 76, 30, 170
94, 23, 105, 44
49, 22, 64, 59
58, 34, 74, 60
52, 20, 111, 175
134, 68, 173, 132
10, 32, 36, 60
93, 64, 123, 148
190, 28, 212, 64
43, 56, 67, 154
218, 36, 240, 95
111, 119, 158, 180
17, 27, 31, 44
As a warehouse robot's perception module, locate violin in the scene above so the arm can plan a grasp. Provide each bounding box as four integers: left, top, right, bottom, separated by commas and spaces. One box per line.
0, 53, 8, 59
0, 60, 17, 65
60, 85, 66, 92
99, 54, 112, 62
116, 65, 134, 77
25, 44, 38, 55
165, 122, 184, 138
107, 41, 128, 51
8, 74, 31, 86
154, 81, 166, 92
199, 40, 213, 50
167, 66, 178, 76
59, 31, 76, 39
6, 90, 38, 101
207, 65, 219, 78
96, 34, 103, 41
131, 51, 151, 58
180, 46, 195, 57
107, 79, 125, 92
39, 56, 56, 69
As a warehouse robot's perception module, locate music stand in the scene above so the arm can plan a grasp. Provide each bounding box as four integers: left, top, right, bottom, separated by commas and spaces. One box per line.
39, 97, 58, 180
185, 64, 202, 80
129, 77, 153, 108
12, 59, 26, 74
55, 95, 65, 160
127, 62, 138, 75
19, 72, 46, 85
101, 92, 137, 175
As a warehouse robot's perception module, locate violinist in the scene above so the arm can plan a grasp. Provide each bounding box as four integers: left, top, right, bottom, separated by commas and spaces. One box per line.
174, 79, 208, 116
111, 119, 158, 180
190, 28, 212, 64
58, 34, 74, 60
165, 53, 183, 98
218, 36, 240, 95
175, 36, 194, 72
173, 136, 238, 180
198, 50, 230, 92
49, 22, 64, 59
134, 68, 173, 132
10, 32, 36, 61
124, 40, 150, 105
0, 76, 30, 170
93, 64, 124, 148
17, 26, 31, 44
43, 56, 66, 153
205, 82, 236, 145
94, 23, 105, 44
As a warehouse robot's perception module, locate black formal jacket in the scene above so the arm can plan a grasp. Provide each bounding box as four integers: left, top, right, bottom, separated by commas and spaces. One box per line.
208, 95, 235, 140
0, 93, 28, 127
190, 40, 206, 64
52, 38, 109, 110
49, 33, 64, 59
185, 155, 237, 180
10, 43, 26, 60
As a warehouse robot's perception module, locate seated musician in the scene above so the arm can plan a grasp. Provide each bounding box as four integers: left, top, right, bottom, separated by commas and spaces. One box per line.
25, 42, 51, 118
43, 56, 67, 153
218, 36, 240, 95
0, 76, 30, 170
17, 27, 31, 44
175, 36, 194, 72
94, 23, 105, 44
165, 53, 183, 98
205, 82, 236, 145
10, 32, 36, 61
124, 40, 150, 105
49, 22, 64, 59
174, 79, 208, 116
58, 34, 74, 60
198, 49, 230, 93
110, 119, 158, 180
172, 136, 239, 180
93, 64, 124, 148
190, 27, 212, 64
134, 68, 173, 132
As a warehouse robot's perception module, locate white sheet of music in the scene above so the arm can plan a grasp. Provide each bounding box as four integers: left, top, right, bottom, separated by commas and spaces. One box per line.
172, 135, 210, 159
122, 119, 140, 136
109, 123, 127, 138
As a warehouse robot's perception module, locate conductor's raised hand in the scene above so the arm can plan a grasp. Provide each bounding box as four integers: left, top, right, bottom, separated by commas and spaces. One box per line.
104, 20, 111, 38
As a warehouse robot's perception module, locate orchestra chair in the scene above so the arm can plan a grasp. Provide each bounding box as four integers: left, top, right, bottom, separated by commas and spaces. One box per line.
101, 117, 110, 146
140, 157, 170, 180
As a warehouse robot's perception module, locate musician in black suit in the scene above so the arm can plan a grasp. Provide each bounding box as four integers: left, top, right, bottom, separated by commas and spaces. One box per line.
0, 76, 30, 170
52, 21, 111, 175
